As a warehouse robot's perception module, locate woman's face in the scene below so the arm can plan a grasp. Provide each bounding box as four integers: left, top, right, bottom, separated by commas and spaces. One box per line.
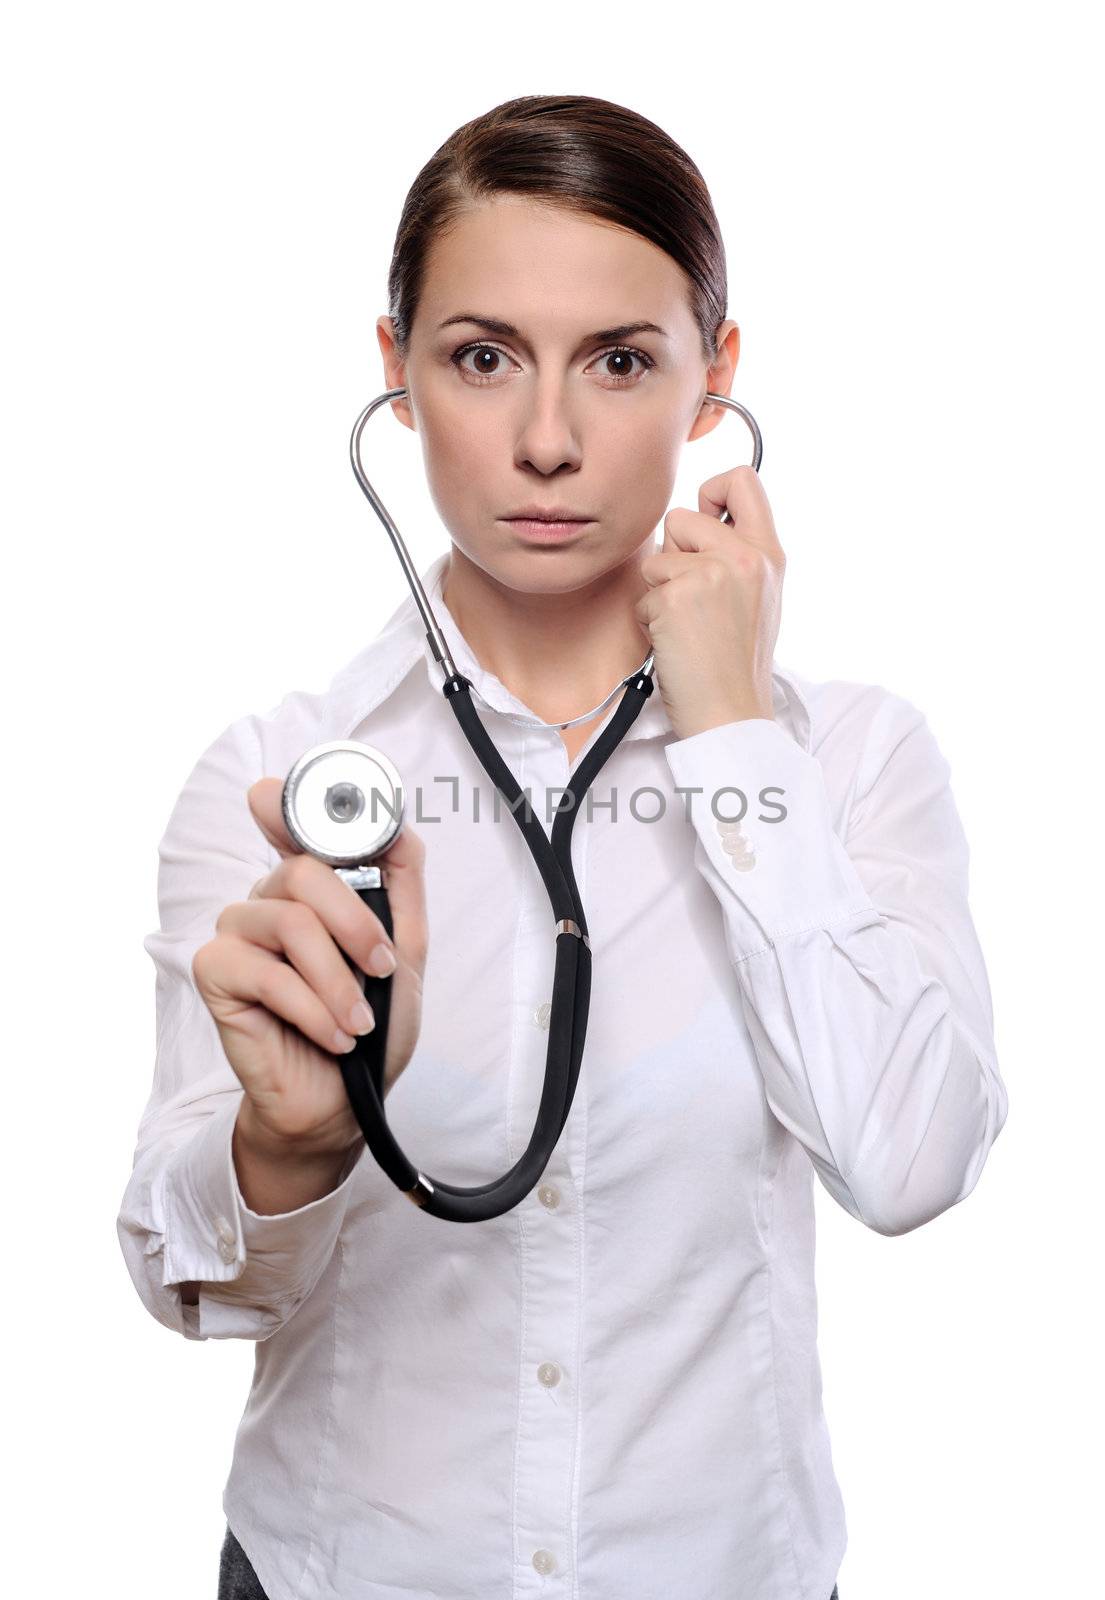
377, 194, 738, 597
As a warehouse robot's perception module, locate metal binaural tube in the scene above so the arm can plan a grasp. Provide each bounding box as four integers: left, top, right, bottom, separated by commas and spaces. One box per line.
348, 387, 763, 728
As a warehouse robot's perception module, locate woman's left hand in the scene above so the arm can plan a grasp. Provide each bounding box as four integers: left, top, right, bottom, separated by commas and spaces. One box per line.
634, 465, 786, 742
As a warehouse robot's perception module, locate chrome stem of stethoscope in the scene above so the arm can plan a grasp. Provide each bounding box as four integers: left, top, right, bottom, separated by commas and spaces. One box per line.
349, 387, 763, 732
349, 388, 461, 682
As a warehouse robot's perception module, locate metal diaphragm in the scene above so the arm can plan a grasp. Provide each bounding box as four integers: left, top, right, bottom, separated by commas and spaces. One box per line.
281, 740, 404, 866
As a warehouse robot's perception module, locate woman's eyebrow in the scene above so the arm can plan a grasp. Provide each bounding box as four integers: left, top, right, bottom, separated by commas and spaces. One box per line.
436, 312, 671, 345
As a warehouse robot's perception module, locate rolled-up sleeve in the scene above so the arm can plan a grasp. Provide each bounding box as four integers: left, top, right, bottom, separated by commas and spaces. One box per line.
116, 712, 386, 1342
664, 697, 1009, 1237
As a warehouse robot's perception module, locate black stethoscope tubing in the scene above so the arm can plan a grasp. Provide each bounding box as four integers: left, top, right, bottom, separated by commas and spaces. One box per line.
338, 663, 652, 1222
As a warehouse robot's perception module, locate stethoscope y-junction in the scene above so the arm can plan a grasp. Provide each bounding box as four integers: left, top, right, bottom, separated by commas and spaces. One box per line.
280, 389, 763, 1222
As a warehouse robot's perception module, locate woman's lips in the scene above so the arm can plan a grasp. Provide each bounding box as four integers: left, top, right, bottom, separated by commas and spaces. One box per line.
500, 518, 594, 541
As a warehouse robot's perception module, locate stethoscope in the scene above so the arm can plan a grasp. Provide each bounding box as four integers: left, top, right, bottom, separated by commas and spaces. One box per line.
280, 388, 762, 1224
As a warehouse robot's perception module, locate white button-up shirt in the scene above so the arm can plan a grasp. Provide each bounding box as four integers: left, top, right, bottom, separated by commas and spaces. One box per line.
117, 549, 1008, 1600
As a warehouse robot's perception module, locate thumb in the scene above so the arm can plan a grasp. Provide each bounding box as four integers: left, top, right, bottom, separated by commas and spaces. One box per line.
249, 775, 428, 966
247, 776, 301, 858
697, 467, 737, 522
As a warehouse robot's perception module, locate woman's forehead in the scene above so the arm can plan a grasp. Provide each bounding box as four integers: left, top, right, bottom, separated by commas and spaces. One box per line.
418, 209, 694, 337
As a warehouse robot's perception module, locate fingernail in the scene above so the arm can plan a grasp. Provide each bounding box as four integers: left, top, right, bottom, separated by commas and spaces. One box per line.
369, 943, 396, 977
349, 1001, 375, 1034
333, 1028, 358, 1053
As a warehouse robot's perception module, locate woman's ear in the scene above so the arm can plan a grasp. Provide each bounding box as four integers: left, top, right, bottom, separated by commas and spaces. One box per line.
687, 319, 741, 443
375, 316, 416, 432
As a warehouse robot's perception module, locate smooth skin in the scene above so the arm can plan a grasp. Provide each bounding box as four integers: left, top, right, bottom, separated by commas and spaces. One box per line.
190, 194, 786, 1209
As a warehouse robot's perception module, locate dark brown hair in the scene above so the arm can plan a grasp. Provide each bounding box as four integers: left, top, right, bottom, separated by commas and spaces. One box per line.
386, 94, 728, 366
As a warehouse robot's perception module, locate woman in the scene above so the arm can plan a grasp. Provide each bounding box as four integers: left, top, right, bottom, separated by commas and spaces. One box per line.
117, 94, 1008, 1600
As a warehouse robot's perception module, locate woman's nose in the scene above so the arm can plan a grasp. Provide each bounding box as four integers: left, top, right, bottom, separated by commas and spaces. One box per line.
512, 386, 583, 475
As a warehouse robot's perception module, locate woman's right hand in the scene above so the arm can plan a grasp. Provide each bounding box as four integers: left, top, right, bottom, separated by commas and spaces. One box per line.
191, 777, 428, 1158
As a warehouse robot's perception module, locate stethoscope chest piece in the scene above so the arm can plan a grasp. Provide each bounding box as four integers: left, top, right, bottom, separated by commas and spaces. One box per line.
282, 740, 404, 886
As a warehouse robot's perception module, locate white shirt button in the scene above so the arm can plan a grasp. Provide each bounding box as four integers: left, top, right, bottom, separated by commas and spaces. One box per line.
532, 1549, 557, 1575
537, 1184, 561, 1210
717, 820, 756, 871
537, 1361, 562, 1387
534, 1000, 552, 1029
214, 1215, 237, 1263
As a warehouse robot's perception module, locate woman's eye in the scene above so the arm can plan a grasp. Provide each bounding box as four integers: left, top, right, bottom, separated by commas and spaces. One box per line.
451, 344, 516, 383
450, 343, 655, 387
587, 347, 654, 385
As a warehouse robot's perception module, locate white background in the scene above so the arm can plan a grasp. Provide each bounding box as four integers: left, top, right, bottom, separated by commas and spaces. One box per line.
4, 3, 1101, 1596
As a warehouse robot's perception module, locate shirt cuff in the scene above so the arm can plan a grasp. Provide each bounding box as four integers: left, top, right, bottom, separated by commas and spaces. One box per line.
664, 717, 877, 961
160, 1093, 365, 1292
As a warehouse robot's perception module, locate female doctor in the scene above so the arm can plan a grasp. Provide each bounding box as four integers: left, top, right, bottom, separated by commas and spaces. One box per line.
118, 93, 1008, 1600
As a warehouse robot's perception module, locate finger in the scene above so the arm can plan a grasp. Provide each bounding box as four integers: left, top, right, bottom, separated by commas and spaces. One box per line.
638, 549, 699, 588
251, 849, 399, 980
696, 465, 743, 520
661, 505, 697, 555
248, 776, 301, 859
194, 935, 361, 1057
662, 499, 738, 556
216, 898, 377, 1039
697, 465, 779, 549
662, 465, 748, 553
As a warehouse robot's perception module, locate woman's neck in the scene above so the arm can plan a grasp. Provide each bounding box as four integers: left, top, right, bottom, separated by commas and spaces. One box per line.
440, 544, 653, 728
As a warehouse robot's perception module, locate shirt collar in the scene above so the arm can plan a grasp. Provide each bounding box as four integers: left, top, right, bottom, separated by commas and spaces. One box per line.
328, 549, 813, 752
